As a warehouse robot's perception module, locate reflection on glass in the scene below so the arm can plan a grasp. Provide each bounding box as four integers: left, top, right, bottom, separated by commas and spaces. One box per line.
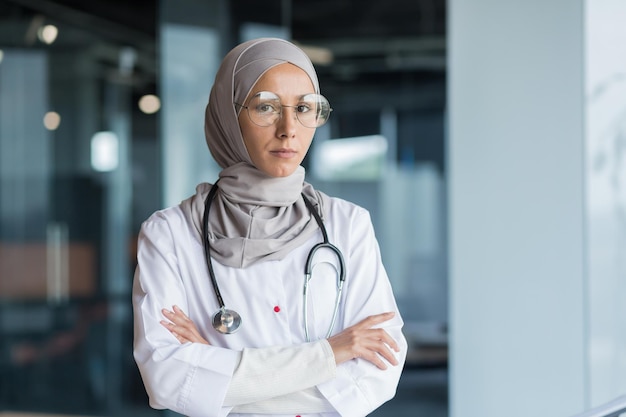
313, 135, 388, 181
91, 131, 119, 172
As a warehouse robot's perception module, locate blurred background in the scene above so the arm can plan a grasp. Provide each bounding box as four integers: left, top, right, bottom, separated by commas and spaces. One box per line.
0, 1, 625, 417
0, 1, 448, 415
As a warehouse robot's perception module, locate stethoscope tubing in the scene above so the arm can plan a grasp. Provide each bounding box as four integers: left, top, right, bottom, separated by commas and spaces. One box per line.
203, 182, 346, 340
303, 249, 344, 342
301, 193, 346, 342
203, 180, 226, 310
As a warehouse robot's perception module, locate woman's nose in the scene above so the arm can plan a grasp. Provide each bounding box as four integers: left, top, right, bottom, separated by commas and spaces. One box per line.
276, 106, 298, 138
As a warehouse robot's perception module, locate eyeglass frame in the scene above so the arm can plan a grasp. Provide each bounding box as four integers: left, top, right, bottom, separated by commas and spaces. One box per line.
234, 91, 332, 129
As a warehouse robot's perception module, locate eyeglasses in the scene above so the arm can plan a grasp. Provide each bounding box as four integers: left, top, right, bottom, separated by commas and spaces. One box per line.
235, 91, 332, 128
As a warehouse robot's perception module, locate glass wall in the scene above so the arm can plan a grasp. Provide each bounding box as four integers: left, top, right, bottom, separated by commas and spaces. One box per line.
0, 1, 448, 416
0, 1, 159, 415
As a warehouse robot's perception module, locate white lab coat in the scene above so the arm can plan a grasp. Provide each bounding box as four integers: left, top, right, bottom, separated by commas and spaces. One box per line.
133, 191, 407, 417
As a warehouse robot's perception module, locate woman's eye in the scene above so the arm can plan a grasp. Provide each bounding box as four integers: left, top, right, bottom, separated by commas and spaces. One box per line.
296, 104, 312, 113
256, 103, 278, 114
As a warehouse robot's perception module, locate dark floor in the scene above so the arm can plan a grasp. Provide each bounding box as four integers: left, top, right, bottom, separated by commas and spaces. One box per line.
369, 368, 449, 417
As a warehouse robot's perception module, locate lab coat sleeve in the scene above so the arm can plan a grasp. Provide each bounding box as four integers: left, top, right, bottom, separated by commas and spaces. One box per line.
132, 214, 240, 417
225, 340, 336, 410
317, 208, 408, 417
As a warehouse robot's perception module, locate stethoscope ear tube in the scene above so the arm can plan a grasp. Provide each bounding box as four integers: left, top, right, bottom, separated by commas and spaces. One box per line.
304, 242, 346, 283
302, 194, 347, 342
302, 193, 346, 284
303, 241, 346, 342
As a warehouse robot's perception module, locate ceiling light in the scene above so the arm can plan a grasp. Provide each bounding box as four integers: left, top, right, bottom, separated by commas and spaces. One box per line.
138, 94, 161, 114
38, 24, 58, 45
43, 111, 61, 130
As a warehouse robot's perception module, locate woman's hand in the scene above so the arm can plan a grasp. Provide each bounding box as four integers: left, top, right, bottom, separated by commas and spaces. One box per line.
160, 305, 209, 345
327, 312, 400, 370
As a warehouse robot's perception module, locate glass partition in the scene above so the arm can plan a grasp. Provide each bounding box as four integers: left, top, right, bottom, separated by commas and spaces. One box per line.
0, 1, 448, 416
0, 1, 159, 415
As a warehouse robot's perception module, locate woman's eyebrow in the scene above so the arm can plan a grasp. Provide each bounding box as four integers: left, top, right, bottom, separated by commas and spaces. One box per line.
288, 93, 315, 101
270, 93, 316, 102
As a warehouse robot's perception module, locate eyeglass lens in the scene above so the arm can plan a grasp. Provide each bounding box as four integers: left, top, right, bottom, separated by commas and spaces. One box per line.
245, 91, 331, 128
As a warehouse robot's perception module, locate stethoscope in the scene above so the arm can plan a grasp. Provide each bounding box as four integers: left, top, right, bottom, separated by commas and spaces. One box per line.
202, 182, 346, 342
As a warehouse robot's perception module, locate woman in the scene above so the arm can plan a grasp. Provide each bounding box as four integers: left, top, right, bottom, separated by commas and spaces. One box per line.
133, 37, 407, 417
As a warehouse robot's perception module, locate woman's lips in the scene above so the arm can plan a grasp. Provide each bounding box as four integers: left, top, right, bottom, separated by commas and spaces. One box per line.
270, 149, 297, 158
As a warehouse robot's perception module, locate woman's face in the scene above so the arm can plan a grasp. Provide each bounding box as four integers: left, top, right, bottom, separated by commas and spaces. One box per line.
238, 63, 316, 178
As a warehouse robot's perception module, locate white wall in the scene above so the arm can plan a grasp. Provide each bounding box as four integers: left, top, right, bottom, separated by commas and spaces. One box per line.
448, 1, 587, 416
585, 0, 626, 407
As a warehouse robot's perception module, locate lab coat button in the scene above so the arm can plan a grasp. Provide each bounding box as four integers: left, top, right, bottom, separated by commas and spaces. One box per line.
274, 306, 280, 312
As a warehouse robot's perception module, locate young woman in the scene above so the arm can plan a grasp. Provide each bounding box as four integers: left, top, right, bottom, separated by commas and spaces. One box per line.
133, 37, 407, 417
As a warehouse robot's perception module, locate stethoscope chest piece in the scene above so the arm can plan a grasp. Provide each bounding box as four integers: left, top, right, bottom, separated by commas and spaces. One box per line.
212, 307, 242, 334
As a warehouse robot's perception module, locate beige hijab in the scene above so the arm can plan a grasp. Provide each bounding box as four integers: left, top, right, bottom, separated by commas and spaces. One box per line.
182, 38, 330, 269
